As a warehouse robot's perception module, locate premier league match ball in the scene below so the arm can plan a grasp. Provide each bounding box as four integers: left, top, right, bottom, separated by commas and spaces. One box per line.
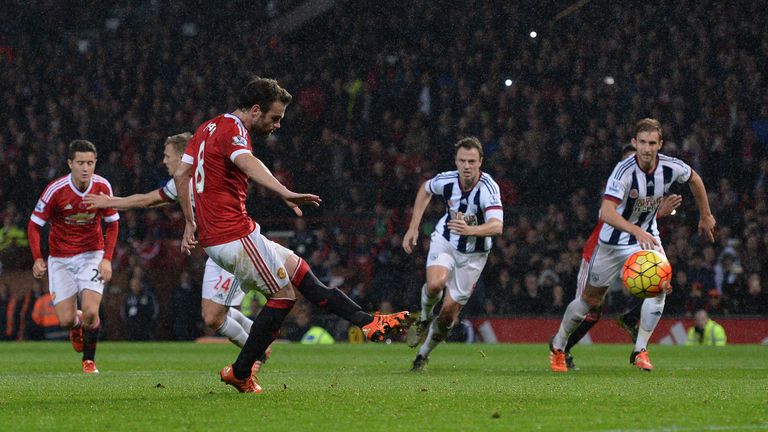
621, 250, 672, 298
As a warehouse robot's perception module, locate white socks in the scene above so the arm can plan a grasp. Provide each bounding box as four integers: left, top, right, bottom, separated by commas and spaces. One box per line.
635, 292, 666, 352
216, 309, 253, 348
552, 298, 590, 350
418, 318, 452, 358
420, 283, 443, 322
227, 307, 253, 334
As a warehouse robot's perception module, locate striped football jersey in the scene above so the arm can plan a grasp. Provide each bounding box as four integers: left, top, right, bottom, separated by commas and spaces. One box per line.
599, 154, 691, 245
427, 171, 503, 253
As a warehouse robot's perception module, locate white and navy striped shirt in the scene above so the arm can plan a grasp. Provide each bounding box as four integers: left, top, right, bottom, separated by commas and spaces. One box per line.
599, 154, 691, 246
427, 171, 504, 253
158, 178, 195, 207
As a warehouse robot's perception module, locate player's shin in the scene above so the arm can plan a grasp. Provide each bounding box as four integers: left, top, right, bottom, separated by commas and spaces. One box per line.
291, 258, 372, 327
635, 292, 666, 352
565, 311, 601, 352
232, 299, 294, 380
417, 317, 452, 358
552, 298, 590, 350
82, 320, 100, 361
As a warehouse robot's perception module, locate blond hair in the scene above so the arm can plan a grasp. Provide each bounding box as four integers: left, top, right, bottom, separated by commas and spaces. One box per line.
165, 132, 192, 155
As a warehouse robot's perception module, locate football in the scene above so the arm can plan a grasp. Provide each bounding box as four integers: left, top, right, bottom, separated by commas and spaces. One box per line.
622, 250, 672, 298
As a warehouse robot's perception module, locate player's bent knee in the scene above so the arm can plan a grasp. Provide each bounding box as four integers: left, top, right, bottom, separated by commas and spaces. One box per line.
426, 281, 446, 295
203, 312, 226, 329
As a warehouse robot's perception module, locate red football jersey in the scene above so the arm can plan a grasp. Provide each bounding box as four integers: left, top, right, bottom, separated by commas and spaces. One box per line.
182, 113, 256, 247
30, 174, 120, 257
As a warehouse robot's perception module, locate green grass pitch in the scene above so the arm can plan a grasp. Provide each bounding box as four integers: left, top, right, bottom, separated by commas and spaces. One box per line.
1, 342, 766, 431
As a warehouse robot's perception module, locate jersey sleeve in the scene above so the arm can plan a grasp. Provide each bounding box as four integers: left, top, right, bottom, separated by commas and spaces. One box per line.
97, 179, 120, 223
30, 186, 54, 227
670, 157, 692, 183
221, 119, 253, 163
425, 171, 454, 195
182, 132, 201, 165
158, 178, 178, 203
481, 175, 504, 221
604, 163, 629, 203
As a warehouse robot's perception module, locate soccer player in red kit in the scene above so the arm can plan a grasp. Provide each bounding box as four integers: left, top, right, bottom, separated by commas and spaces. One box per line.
84, 133, 271, 373
174, 77, 412, 393
28, 140, 119, 374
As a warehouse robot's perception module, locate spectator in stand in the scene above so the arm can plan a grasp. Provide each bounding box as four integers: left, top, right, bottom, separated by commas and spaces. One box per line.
169, 270, 199, 341
121, 277, 159, 341
0, 282, 14, 340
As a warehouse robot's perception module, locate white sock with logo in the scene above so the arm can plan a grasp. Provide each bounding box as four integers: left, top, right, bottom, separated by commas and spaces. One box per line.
635, 292, 666, 352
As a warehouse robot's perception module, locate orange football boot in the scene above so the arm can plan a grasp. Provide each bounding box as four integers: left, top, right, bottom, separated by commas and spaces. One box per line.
549, 349, 568, 373
82, 360, 99, 374
361, 311, 413, 342
220, 365, 262, 393
631, 349, 654, 371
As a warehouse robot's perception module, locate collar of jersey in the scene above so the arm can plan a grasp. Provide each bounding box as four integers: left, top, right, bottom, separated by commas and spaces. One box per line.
67, 174, 93, 197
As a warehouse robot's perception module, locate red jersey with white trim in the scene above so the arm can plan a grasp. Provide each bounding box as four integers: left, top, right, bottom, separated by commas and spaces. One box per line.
30, 174, 120, 257
182, 113, 256, 247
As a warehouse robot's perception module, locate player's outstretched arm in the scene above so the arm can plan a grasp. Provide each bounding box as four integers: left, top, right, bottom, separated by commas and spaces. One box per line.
233, 152, 321, 216
84, 191, 167, 210
174, 161, 197, 255
687, 169, 716, 242
402, 184, 432, 254
599, 198, 659, 250
657, 194, 682, 218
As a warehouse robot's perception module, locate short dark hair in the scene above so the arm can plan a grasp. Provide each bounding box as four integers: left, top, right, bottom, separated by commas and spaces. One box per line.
165, 132, 192, 155
68, 140, 97, 160
455, 136, 483, 158
237, 77, 292, 110
635, 118, 663, 141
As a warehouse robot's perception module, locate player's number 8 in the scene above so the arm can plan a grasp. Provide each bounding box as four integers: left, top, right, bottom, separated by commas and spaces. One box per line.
194, 140, 206, 193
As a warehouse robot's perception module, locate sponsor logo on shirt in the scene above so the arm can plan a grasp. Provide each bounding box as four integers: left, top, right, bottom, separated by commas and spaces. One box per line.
232, 136, 248, 147
64, 204, 73, 210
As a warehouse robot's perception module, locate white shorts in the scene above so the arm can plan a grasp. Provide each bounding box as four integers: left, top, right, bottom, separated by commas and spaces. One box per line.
204, 226, 294, 297
576, 256, 627, 299
201, 257, 246, 306
48, 251, 104, 305
587, 241, 666, 288
426, 233, 488, 306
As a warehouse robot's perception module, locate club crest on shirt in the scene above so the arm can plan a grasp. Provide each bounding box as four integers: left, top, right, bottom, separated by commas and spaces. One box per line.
277, 267, 286, 279
629, 189, 639, 199
232, 136, 248, 147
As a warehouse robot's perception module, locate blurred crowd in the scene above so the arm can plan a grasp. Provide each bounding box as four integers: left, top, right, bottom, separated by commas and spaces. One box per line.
1, 0, 767, 340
